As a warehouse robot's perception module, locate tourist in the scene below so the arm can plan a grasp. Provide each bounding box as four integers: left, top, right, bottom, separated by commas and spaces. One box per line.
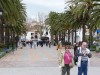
60, 45, 73, 75
57, 41, 62, 64
74, 43, 78, 65
49, 41, 51, 48
30, 40, 33, 48
76, 41, 92, 75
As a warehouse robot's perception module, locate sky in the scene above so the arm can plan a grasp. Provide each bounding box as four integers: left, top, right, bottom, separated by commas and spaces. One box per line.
22, 0, 67, 19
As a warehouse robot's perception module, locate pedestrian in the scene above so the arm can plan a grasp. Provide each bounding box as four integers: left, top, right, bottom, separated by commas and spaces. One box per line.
49, 41, 51, 48
37, 41, 39, 47
40, 40, 43, 47
30, 40, 33, 48
60, 45, 73, 75
19, 40, 23, 49
33, 41, 36, 49
74, 43, 78, 65
46, 40, 48, 46
56, 41, 62, 64
76, 41, 92, 75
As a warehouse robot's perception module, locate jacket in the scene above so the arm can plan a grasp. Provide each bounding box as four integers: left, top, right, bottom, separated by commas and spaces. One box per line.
76, 47, 92, 67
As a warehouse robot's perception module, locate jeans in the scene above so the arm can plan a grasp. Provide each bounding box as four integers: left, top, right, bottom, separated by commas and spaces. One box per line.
78, 61, 88, 75
62, 64, 70, 75
30, 44, 32, 48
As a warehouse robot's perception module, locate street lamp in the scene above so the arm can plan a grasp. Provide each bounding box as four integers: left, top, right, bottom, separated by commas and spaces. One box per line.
0, 8, 3, 16
0, 8, 3, 44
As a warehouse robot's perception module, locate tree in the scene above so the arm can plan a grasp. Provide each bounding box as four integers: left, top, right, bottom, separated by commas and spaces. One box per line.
69, 0, 100, 41
0, 0, 26, 34
0, 0, 26, 48
47, 0, 100, 45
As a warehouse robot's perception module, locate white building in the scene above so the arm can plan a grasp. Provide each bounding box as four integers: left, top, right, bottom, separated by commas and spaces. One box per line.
26, 31, 40, 41
65, 29, 83, 43
42, 25, 51, 41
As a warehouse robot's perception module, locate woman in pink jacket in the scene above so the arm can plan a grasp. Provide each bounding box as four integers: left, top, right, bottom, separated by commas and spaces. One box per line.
61, 45, 73, 75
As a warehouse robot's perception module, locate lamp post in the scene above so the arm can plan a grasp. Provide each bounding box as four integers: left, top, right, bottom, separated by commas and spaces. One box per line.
0, 8, 3, 44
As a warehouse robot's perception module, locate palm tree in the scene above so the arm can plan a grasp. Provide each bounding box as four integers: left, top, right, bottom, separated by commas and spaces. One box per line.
0, 0, 26, 33
0, 0, 26, 48
64, 6, 79, 43
69, 0, 100, 42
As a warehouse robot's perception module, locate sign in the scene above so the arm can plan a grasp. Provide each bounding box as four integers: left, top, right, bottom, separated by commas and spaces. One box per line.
97, 29, 100, 34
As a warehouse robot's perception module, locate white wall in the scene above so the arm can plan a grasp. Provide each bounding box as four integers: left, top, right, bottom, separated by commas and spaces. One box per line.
26, 32, 40, 40
76, 29, 83, 43
42, 29, 51, 41
65, 28, 83, 43
26, 32, 33, 40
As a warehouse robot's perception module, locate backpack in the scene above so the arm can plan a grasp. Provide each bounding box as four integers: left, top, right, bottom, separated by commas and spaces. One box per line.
74, 47, 81, 62
64, 50, 72, 64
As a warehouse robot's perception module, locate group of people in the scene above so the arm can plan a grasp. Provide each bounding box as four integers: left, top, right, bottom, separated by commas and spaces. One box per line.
57, 41, 92, 75
18, 39, 52, 49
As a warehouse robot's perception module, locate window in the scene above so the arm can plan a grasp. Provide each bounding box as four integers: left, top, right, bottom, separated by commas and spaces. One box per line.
31, 33, 34, 35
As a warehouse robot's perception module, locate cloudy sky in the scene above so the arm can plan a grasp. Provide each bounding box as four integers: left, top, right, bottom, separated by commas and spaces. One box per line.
22, 0, 67, 19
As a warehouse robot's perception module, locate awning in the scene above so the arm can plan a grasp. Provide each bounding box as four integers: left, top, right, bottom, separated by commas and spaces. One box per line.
97, 29, 100, 33
41, 37, 49, 40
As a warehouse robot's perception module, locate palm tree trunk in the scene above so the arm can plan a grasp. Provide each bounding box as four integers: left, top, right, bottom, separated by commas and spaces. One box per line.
90, 29, 93, 45
68, 30, 70, 42
51, 33, 53, 43
0, 28, 1, 43
72, 30, 74, 45
59, 32, 61, 41
75, 29, 77, 43
62, 31, 65, 46
11, 30, 15, 50
1, 25, 4, 44
5, 26, 10, 49
11, 30, 13, 49
0, 19, 1, 43
82, 24, 86, 41
64, 31, 65, 43
55, 32, 58, 44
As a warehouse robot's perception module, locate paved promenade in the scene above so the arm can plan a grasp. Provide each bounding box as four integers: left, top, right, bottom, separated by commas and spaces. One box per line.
0, 45, 100, 75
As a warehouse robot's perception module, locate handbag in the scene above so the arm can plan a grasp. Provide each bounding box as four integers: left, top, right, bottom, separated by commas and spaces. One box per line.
74, 56, 78, 62
69, 58, 74, 68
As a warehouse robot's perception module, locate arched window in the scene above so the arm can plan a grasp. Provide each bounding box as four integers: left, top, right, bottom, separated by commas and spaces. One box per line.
46, 31, 48, 35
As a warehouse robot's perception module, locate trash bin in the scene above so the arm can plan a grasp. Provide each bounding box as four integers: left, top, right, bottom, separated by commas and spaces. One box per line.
90, 45, 96, 51
96, 46, 100, 52
4, 48, 8, 53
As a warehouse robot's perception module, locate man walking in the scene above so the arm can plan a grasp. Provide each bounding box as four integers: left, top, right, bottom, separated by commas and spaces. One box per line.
30, 40, 33, 48
76, 41, 92, 75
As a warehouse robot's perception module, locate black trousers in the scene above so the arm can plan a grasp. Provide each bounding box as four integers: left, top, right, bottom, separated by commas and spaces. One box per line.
62, 64, 70, 75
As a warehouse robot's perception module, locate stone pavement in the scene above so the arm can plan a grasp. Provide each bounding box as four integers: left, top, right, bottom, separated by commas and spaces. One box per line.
0, 45, 99, 75
0, 46, 58, 67
0, 67, 99, 75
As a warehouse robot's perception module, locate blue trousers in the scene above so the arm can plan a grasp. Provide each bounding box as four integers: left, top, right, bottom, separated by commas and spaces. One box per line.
78, 61, 88, 75
30, 44, 33, 48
